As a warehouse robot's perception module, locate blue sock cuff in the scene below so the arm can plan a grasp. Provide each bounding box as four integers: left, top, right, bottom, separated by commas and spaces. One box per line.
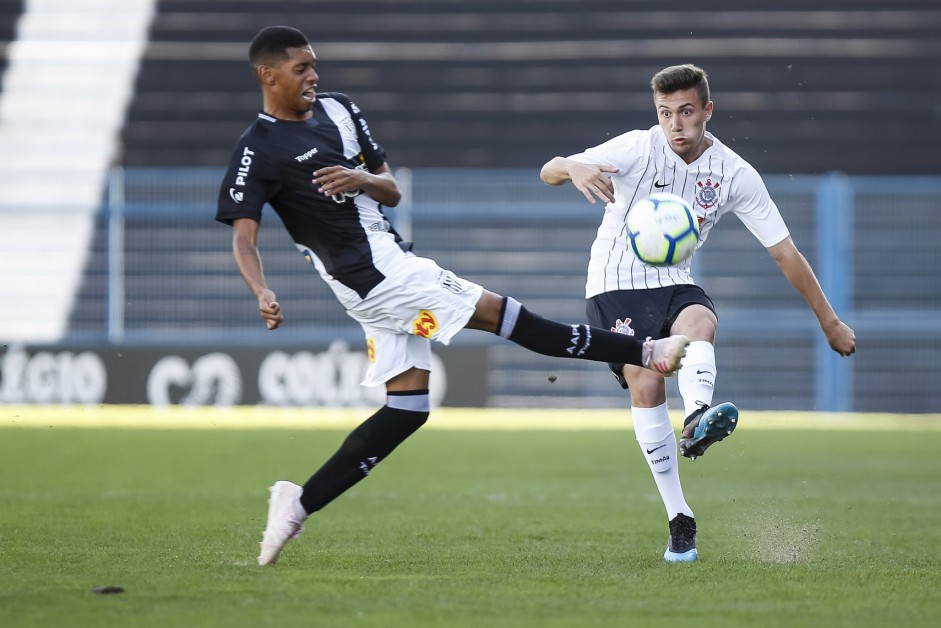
498, 297, 522, 339
387, 390, 431, 413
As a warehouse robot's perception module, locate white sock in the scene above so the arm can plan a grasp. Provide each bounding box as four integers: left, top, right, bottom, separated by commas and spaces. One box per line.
631, 403, 692, 520
293, 495, 309, 522
677, 341, 716, 418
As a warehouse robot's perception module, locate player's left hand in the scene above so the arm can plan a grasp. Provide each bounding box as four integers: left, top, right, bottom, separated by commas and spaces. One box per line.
313, 165, 365, 197
825, 320, 856, 356
257, 289, 283, 330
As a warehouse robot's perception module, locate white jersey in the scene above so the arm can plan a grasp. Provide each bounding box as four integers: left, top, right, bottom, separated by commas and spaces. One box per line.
569, 125, 790, 298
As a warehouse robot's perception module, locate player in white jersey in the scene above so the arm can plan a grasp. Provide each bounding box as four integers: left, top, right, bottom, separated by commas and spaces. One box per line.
541, 64, 856, 562
219, 26, 691, 566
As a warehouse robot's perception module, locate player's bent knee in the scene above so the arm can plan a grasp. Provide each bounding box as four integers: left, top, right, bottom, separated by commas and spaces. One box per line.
466, 290, 504, 332
385, 367, 430, 392
625, 370, 668, 405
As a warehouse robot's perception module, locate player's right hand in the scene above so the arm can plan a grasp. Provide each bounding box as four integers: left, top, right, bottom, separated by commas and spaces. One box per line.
257, 289, 283, 330
569, 163, 619, 205
826, 320, 856, 356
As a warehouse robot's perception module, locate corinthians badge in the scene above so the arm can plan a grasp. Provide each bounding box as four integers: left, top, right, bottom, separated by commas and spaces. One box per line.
694, 178, 720, 210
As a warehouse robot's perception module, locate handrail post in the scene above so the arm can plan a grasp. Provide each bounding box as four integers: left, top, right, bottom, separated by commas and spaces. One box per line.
107, 167, 126, 345
814, 173, 854, 411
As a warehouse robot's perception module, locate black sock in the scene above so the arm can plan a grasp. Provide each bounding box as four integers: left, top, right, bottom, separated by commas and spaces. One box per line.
498, 297, 644, 366
299, 392, 429, 515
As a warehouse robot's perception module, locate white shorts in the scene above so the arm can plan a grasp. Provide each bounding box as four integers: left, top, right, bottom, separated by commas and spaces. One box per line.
347, 255, 484, 386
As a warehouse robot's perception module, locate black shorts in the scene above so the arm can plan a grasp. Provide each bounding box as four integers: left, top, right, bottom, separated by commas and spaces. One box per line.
586, 285, 716, 389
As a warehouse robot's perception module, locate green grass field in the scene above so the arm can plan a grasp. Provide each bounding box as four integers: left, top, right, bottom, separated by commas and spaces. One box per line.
2, 406, 940, 627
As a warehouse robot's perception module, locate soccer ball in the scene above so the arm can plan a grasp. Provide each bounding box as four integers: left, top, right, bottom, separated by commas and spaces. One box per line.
626, 193, 700, 266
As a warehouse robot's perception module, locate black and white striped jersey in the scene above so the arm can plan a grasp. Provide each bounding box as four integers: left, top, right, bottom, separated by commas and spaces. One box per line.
569, 125, 790, 297
216, 92, 405, 304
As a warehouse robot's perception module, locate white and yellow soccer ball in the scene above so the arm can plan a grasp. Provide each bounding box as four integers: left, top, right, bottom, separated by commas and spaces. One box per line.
626, 193, 700, 266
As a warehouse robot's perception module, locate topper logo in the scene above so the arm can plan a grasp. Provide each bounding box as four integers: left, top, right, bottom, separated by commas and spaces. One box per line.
294, 147, 319, 162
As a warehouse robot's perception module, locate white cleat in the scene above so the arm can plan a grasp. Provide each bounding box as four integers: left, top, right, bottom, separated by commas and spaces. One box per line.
642, 334, 690, 376
258, 481, 306, 566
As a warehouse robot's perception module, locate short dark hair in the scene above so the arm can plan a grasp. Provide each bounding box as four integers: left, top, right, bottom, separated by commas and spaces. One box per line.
650, 64, 710, 107
249, 26, 310, 68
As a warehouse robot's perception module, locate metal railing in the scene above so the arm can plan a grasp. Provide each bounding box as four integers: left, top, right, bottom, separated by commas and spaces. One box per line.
54, 170, 941, 411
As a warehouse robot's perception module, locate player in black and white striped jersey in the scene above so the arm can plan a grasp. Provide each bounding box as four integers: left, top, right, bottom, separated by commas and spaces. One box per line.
217, 26, 691, 566
541, 63, 856, 562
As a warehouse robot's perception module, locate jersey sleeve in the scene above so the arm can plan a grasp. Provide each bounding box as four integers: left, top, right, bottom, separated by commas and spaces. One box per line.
215, 130, 280, 226
567, 129, 648, 178
332, 93, 388, 172
730, 166, 790, 247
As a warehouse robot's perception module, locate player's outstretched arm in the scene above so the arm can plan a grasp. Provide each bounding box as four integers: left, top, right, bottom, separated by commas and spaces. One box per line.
232, 217, 283, 330
540, 156, 618, 205
767, 237, 856, 356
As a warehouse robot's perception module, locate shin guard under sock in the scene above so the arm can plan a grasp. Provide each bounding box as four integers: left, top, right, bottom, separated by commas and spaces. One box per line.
300, 392, 430, 514
499, 297, 644, 366
677, 341, 716, 417
632, 403, 692, 520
